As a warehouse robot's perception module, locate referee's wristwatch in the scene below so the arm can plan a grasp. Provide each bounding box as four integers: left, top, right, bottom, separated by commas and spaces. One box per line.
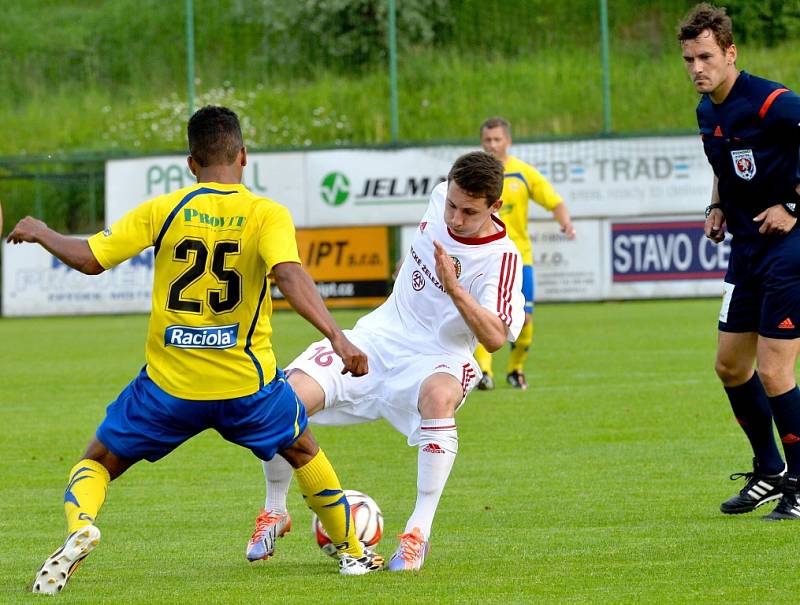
783, 190, 800, 217
705, 203, 723, 218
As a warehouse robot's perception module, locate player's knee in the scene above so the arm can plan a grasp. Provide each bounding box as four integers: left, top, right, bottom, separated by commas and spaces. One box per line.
280, 428, 320, 468
714, 357, 750, 386
81, 437, 130, 480
419, 390, 458, 418
286, 369, 325, 415
419, 375, 462, 417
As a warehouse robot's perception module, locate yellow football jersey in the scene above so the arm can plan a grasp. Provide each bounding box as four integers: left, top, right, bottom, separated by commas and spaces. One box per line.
498, 155, 562, 265
88, 182, 301, 400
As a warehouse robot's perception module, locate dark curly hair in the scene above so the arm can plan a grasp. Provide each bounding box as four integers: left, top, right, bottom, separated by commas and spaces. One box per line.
187, 105, 243, 167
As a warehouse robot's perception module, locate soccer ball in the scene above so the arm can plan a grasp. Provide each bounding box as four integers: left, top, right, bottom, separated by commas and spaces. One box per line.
311, 489, 384, 557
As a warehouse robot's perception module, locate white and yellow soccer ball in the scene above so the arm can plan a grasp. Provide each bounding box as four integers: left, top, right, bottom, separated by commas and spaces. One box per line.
311, 489, 384, 557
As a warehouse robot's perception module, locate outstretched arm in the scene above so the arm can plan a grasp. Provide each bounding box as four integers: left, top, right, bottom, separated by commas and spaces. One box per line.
551, 202, 576, 239
433, 240, 507, 352
6, 216, 104, 274
271, 261, 368, 376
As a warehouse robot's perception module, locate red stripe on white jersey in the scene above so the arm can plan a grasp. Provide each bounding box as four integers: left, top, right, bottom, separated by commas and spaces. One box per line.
496, 252, 517, 326
506, 253, 517, 324
496, 253, 509, 323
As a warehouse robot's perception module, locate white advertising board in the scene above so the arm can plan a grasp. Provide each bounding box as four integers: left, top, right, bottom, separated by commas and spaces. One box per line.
529, 219, 603, 301
515, 135, 713, 220
2, 241, 153, 317
304, 147, 466, 226
105, 135, 713, 229
105, 152, 306, 226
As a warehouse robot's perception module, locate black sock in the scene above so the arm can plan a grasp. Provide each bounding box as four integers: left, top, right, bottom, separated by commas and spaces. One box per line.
724, 372, 784, 475
768, 386, 800, 476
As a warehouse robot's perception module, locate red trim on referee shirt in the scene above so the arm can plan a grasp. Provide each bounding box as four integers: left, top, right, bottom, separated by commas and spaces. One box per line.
448, 215, 507, 245
759, 88, 789, 119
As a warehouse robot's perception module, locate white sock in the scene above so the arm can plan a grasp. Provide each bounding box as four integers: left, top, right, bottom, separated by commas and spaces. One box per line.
404, 418, 458, 539
263, 455, 293, 513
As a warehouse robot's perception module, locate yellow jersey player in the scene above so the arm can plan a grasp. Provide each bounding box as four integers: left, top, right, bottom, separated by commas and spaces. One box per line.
8, 106, 382, 595
477, 117, 576, 390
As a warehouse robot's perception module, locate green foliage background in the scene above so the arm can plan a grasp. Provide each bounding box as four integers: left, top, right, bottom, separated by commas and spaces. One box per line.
2, 0, 800, 232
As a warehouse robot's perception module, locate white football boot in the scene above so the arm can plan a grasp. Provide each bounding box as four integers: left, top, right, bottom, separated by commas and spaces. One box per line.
338, 548, 384, 575
32, 524, 101, 594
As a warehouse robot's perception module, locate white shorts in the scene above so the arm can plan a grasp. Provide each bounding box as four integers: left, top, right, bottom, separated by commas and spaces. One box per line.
285, 329, 479, 444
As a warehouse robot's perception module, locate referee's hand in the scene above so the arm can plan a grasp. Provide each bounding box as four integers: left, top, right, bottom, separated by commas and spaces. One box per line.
704, 209, 726, 243
754, 204, 797, 235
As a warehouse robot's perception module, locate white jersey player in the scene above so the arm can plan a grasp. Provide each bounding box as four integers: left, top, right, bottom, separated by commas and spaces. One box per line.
246, 151, 525, 571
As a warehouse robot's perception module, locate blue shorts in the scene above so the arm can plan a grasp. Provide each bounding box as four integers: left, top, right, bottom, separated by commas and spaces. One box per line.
522, 265, 535, 314
719, 237, 800, 339
96, 368, 307, 463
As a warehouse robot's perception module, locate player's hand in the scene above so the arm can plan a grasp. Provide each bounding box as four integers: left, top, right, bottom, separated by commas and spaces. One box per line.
330, 333, 369, 377
704, 208, 726, 243
561, 222, 577, 240
433, 240, 459, 293
754, 204, 797, 235
6, 216, 48, 244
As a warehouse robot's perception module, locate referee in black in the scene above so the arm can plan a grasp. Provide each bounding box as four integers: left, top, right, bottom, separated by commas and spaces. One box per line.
680, 3, 800, 520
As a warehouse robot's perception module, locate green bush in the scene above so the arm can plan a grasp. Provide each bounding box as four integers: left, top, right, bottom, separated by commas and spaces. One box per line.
726, 0, 800, 47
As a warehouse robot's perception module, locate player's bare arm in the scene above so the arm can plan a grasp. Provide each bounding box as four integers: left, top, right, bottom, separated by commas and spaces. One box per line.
705, 175, 726, 243
271, 261, 368, 376
432, 240, 507, 352
6, 216, 104, 274
552, 202, 576, 239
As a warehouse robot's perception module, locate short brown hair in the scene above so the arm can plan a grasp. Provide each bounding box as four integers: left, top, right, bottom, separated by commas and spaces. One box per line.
187, 105, 244, 167
447, 151, 504, 206
479, 116, 511, 138
678, 3, 734, 50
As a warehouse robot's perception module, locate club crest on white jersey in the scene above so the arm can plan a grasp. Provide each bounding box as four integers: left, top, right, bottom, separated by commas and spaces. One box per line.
450, 256, 462, 278
354, 181, 525, 360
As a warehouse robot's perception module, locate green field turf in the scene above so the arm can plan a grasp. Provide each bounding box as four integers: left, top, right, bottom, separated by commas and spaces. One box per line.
0, 299, 797, 604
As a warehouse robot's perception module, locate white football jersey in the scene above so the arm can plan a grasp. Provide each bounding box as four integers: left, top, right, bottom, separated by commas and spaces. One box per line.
355, 181, 525, 358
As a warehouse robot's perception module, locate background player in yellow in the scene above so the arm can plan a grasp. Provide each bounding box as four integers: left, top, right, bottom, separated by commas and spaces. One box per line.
476, 117, 577, 390
7, 105, 382, 595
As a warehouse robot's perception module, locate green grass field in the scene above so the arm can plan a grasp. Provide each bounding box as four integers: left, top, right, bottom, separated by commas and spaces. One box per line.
0, 300, 797, 604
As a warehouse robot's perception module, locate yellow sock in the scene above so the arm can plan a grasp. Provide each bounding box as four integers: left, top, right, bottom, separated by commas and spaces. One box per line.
474, 344, 493, 376
295, 449, 363, 557
508, 320, 534, 373
64, 459, 110, 533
